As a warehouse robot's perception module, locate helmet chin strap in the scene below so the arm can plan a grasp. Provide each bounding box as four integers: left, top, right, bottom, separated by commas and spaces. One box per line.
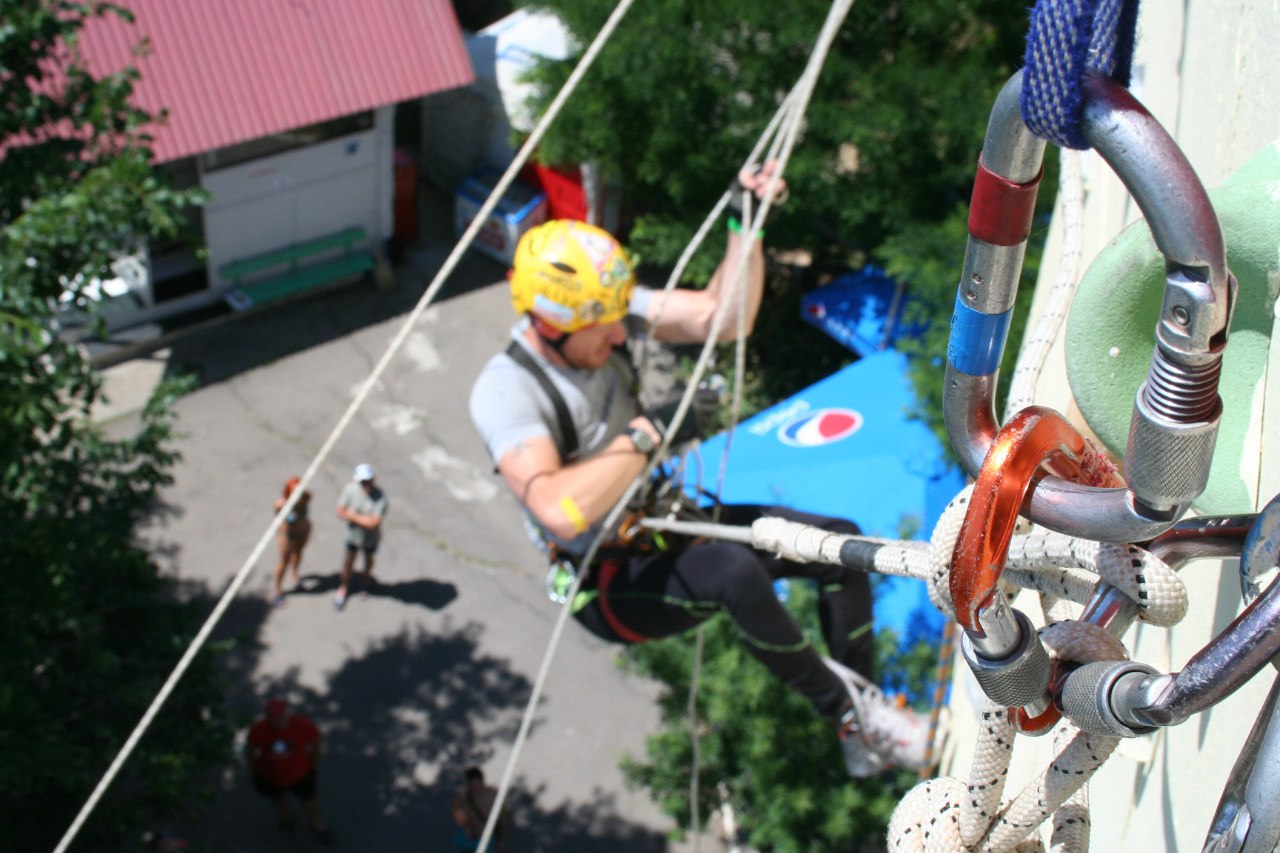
529, 314, 571, 357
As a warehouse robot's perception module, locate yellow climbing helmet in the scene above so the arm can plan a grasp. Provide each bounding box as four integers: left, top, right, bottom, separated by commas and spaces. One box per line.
510, 219, 636, 333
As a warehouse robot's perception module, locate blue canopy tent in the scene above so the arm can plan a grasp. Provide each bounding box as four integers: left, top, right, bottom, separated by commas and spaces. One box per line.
682, 346, 965, 658
799, 266, 926, 357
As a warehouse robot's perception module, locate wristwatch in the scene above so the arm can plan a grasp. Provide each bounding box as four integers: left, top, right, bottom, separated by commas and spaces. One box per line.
627, 426, 657, 458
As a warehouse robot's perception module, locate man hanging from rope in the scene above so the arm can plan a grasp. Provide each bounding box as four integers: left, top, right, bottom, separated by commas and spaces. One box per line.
469, 163, 931, 777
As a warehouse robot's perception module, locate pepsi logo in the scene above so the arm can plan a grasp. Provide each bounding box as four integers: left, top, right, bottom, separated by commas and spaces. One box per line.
777, 408, 863, 446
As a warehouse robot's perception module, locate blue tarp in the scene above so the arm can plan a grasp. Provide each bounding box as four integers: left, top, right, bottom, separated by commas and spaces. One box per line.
683, 349, 965, 651
799, 266, 925, 357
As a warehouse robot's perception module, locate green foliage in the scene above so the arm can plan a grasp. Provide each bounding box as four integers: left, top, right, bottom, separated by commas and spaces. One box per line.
621, 582, 933, 851
526, 0, 1051, 841
523, 0, 1047, 435
0, 3, 230, 848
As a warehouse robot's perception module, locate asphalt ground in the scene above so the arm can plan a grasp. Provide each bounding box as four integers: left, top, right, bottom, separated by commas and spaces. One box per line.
95, 204, 703, 853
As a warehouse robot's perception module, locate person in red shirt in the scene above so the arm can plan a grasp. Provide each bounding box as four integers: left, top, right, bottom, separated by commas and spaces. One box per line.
246, 698, 334, 844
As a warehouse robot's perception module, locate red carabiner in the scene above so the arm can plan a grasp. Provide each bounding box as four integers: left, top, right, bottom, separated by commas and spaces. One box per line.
951, 405, 1123, 732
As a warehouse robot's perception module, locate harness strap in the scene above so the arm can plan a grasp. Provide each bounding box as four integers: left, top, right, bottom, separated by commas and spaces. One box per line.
596, 559, 650, 643
505, 340, 580, 460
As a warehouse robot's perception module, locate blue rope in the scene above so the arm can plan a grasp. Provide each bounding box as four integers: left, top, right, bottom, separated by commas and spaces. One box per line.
1021, 0, 1140, 149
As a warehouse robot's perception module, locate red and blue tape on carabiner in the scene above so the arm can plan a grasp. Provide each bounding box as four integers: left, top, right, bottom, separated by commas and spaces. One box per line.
947, 0, 1139, 379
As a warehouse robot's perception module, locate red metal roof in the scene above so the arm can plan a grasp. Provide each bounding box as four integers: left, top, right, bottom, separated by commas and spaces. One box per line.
79, 0, 474, 163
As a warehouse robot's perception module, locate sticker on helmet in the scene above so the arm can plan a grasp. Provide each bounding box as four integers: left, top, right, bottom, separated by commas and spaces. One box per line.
532, 294, 576, 328
573, 228, 618, 271
579, 300, 605, 324
599, 258, 631, 289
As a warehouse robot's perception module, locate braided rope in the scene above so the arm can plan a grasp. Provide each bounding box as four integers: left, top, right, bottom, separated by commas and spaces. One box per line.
888, 632, 1125, 853
883, 480, 1184, 851
889, 8, 1148, 845
653, 479, 1188, 851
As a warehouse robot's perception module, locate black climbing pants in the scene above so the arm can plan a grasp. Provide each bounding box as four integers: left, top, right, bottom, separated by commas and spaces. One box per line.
573, 505, 873, 719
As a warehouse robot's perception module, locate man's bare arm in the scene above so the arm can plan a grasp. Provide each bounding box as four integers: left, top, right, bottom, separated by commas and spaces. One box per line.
644, 162, 782, 344
498, 418, 659, 541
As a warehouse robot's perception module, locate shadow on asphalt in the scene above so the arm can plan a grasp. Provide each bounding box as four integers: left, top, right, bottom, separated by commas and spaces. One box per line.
177, 590, 676, 852
161, 247, 506, 390
286, 573, 460, 611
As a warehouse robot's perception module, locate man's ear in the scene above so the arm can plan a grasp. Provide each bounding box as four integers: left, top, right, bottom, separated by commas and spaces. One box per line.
529, 315, 566, 342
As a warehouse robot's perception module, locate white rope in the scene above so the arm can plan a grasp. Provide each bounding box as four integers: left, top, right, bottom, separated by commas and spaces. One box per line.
689, 624, 706, 851
1004, 148, 1086, 418
477, 0, 861, 847
51, 2, 641, 851
899, 139, 1102, 853
641, 485, 1190, 852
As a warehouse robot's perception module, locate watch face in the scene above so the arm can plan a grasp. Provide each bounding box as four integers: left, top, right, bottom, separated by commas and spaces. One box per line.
631, 428, 655, 453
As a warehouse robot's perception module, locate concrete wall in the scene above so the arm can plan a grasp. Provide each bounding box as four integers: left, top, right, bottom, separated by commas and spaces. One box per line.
942, 4, 1280, 850
200, 106, 394, 288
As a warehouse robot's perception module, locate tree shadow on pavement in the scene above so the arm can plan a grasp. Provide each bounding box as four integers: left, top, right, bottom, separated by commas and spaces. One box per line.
185, 619, 677, 852
161, 248, 505, 389
274, 573, 460, 611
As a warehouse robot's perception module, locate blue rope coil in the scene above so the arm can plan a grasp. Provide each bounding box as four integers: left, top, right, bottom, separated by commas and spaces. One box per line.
1021, 0, 1140, 149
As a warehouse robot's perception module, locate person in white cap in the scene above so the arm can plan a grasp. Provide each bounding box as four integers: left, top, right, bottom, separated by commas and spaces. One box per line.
334, 463, 388, 610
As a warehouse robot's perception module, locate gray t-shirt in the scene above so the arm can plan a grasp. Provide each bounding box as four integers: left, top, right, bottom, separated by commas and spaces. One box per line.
469, 289, 655, 556
338, 481, 389, 550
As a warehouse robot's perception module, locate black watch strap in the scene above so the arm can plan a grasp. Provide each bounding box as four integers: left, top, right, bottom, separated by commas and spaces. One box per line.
627, 427, 656, 457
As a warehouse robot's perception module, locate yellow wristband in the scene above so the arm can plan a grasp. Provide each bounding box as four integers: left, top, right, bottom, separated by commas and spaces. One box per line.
559, 496, 588, 533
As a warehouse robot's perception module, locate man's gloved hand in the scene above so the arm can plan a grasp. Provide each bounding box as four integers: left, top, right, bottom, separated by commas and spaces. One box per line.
726, 160, 789, 225
646, 374, 727, 447
645, 404, 701, 448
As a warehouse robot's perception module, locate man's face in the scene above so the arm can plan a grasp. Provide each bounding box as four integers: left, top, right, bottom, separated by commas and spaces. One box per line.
560, 320, 626, 370
360, 479, 375, 495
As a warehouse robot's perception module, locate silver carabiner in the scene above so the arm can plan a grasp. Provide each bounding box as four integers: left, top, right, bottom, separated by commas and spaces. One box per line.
944, 69, 1237, 543
1201, 673, 1280, 853
1060, 495, 1280, 735
1241, 493, 1280, 605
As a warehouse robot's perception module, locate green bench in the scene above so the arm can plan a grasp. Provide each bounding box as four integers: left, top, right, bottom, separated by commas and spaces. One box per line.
221, 226, 376, 310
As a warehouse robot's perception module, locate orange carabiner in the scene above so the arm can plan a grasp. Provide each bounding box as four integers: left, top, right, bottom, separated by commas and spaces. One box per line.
951, 405, 1123, 733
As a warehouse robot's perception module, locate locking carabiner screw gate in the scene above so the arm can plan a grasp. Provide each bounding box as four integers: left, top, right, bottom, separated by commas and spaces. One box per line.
944, 70, 1236, 543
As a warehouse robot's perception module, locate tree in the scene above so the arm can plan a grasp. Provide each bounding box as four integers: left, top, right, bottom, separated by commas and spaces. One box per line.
0, 3, 231, 849
621, 582, 939, 851
523, 0, 1055, 842
523, 0, 1052, 439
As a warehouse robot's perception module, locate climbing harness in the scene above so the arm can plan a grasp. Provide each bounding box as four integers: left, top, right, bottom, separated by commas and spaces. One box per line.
505, 340, 582, 462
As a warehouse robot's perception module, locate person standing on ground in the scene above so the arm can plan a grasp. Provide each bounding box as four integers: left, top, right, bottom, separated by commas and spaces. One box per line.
246, 698, 334, 845
271, 476, 311, 606
468, 163, 935, 777
451, 767, 508, 853
335, 463, 388, 610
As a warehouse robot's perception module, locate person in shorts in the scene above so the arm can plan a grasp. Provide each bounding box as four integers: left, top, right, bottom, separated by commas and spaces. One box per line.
246, 698, 333, 844
334, 463, 388, 609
